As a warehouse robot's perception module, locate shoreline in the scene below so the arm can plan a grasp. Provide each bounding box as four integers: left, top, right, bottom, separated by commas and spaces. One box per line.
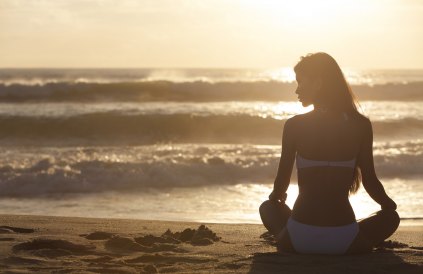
1, 212, 422, 226
0, 214, 422, 273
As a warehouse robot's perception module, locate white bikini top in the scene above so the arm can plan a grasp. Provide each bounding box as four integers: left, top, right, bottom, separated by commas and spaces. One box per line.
296, 154, 356, 169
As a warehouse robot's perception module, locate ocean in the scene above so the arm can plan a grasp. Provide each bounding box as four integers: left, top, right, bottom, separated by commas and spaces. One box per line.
0, 68, 422, 225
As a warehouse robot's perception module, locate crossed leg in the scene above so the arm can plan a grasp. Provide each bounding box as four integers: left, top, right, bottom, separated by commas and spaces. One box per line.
259, 200, 296, 253
259, 200, 291, 235
346, 209, 400, 254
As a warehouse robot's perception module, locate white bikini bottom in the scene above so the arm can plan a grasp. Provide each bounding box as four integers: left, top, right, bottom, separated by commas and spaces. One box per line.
285, 216, 359, 255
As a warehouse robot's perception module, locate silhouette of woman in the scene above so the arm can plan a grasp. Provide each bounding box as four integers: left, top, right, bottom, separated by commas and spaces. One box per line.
259, 52, 400, 255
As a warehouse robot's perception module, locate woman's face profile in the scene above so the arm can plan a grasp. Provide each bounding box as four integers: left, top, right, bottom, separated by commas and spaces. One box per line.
295, 72, 320, 107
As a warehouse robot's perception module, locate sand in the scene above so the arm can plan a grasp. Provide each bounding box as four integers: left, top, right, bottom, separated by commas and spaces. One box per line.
0, 214, 421, 273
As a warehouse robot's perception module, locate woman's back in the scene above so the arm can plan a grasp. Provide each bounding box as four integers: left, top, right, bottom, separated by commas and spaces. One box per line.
289, 110, 367, 226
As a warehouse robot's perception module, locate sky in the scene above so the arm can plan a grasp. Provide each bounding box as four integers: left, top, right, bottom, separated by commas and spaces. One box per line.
0, 0, 422, 69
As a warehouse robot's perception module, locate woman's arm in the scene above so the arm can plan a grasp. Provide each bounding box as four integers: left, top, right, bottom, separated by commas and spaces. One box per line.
357, 118, 397, 210
269, 118, 297, 202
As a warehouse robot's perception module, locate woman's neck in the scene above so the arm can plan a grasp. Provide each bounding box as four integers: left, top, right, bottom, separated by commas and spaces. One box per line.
313, 103, 331, 113
313, 104, 350, 120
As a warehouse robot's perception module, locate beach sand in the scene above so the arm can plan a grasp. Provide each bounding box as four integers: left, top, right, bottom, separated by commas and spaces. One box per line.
0, 214, 421, 273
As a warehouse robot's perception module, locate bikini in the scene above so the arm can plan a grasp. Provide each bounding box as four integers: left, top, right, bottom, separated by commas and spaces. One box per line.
283, 154, 359, 255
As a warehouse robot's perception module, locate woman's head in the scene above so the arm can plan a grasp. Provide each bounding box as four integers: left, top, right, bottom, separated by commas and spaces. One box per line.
294, 52, 359, 114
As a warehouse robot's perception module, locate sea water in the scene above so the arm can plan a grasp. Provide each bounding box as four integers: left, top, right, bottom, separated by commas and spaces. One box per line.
0, 68, 422, 225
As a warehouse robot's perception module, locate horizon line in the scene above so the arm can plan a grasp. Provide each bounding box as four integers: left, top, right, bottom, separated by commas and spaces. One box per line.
1, 67, 423, 71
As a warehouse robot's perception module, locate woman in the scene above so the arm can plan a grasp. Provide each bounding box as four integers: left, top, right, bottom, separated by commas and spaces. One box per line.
259, 52, 400, 255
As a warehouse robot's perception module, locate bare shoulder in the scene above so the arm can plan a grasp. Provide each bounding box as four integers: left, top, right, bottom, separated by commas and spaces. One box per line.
283, 114, 305, 132
354, 114, 372, 132
285, 112, 310, 125
282, 112, 317, 135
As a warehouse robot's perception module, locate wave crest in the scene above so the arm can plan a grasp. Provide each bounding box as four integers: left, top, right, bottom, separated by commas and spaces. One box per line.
0, 142, 421, 197
0, 114, 421, 146
1, 81, 422, 102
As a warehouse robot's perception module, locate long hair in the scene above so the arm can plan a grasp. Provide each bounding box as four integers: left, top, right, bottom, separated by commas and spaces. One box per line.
294, 52, 363, 195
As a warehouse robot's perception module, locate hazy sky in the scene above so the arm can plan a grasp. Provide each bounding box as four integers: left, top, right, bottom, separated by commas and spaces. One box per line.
1, 0, 422, 68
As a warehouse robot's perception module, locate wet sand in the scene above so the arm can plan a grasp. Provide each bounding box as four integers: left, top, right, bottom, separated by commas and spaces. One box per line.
0, 214, 421, 273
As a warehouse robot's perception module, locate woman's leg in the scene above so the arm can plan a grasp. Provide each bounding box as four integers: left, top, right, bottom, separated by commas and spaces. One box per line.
259, 200, 292, 236
346, 209, 400, 254
358, 209, 401, 246
259, 200, 297, 253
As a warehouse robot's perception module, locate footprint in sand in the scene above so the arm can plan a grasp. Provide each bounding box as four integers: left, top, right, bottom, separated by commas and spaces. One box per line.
375, 240, 409, 249
0, 226, 35, 234
105, 235, 186, 254
259, 231, 277, 247
105, 236, 150, 253
216, 262, 245, 270
2, 256, 46, 266
82, 231, 116, 240
13, 238, 96, 258
125, 253, 218, 265
142, 264, 158, 273
82, 255, 116, 263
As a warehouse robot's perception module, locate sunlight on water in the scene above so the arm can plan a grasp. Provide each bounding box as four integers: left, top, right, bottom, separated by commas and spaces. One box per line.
260, 67, 296, 82
260, 67, 423, 85
1, 101, 420, 122
0, 101, 314, 120
2, 68, 423, 86
1, 179, 420, 226
359, 101, 423, 121
254, 102, 313, 119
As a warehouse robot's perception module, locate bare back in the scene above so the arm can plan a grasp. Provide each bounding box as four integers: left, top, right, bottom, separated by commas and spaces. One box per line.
288, 110, 367, 226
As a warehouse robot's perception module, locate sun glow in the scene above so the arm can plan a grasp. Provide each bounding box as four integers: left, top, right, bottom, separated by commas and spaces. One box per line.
283, 0, 356, 27
1, 0, 420, 68
245, 0, 375, 30
261, 67, 296, 82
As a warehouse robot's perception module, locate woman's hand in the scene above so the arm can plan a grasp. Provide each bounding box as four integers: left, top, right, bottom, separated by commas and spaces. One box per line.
268, 190, 287, 203
381, 197, 397, 211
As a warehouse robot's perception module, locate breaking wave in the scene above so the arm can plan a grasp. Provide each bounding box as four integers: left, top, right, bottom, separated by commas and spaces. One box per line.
0, 141, 421, 197
0, 113, 421, 146
0, 80, 423, 102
